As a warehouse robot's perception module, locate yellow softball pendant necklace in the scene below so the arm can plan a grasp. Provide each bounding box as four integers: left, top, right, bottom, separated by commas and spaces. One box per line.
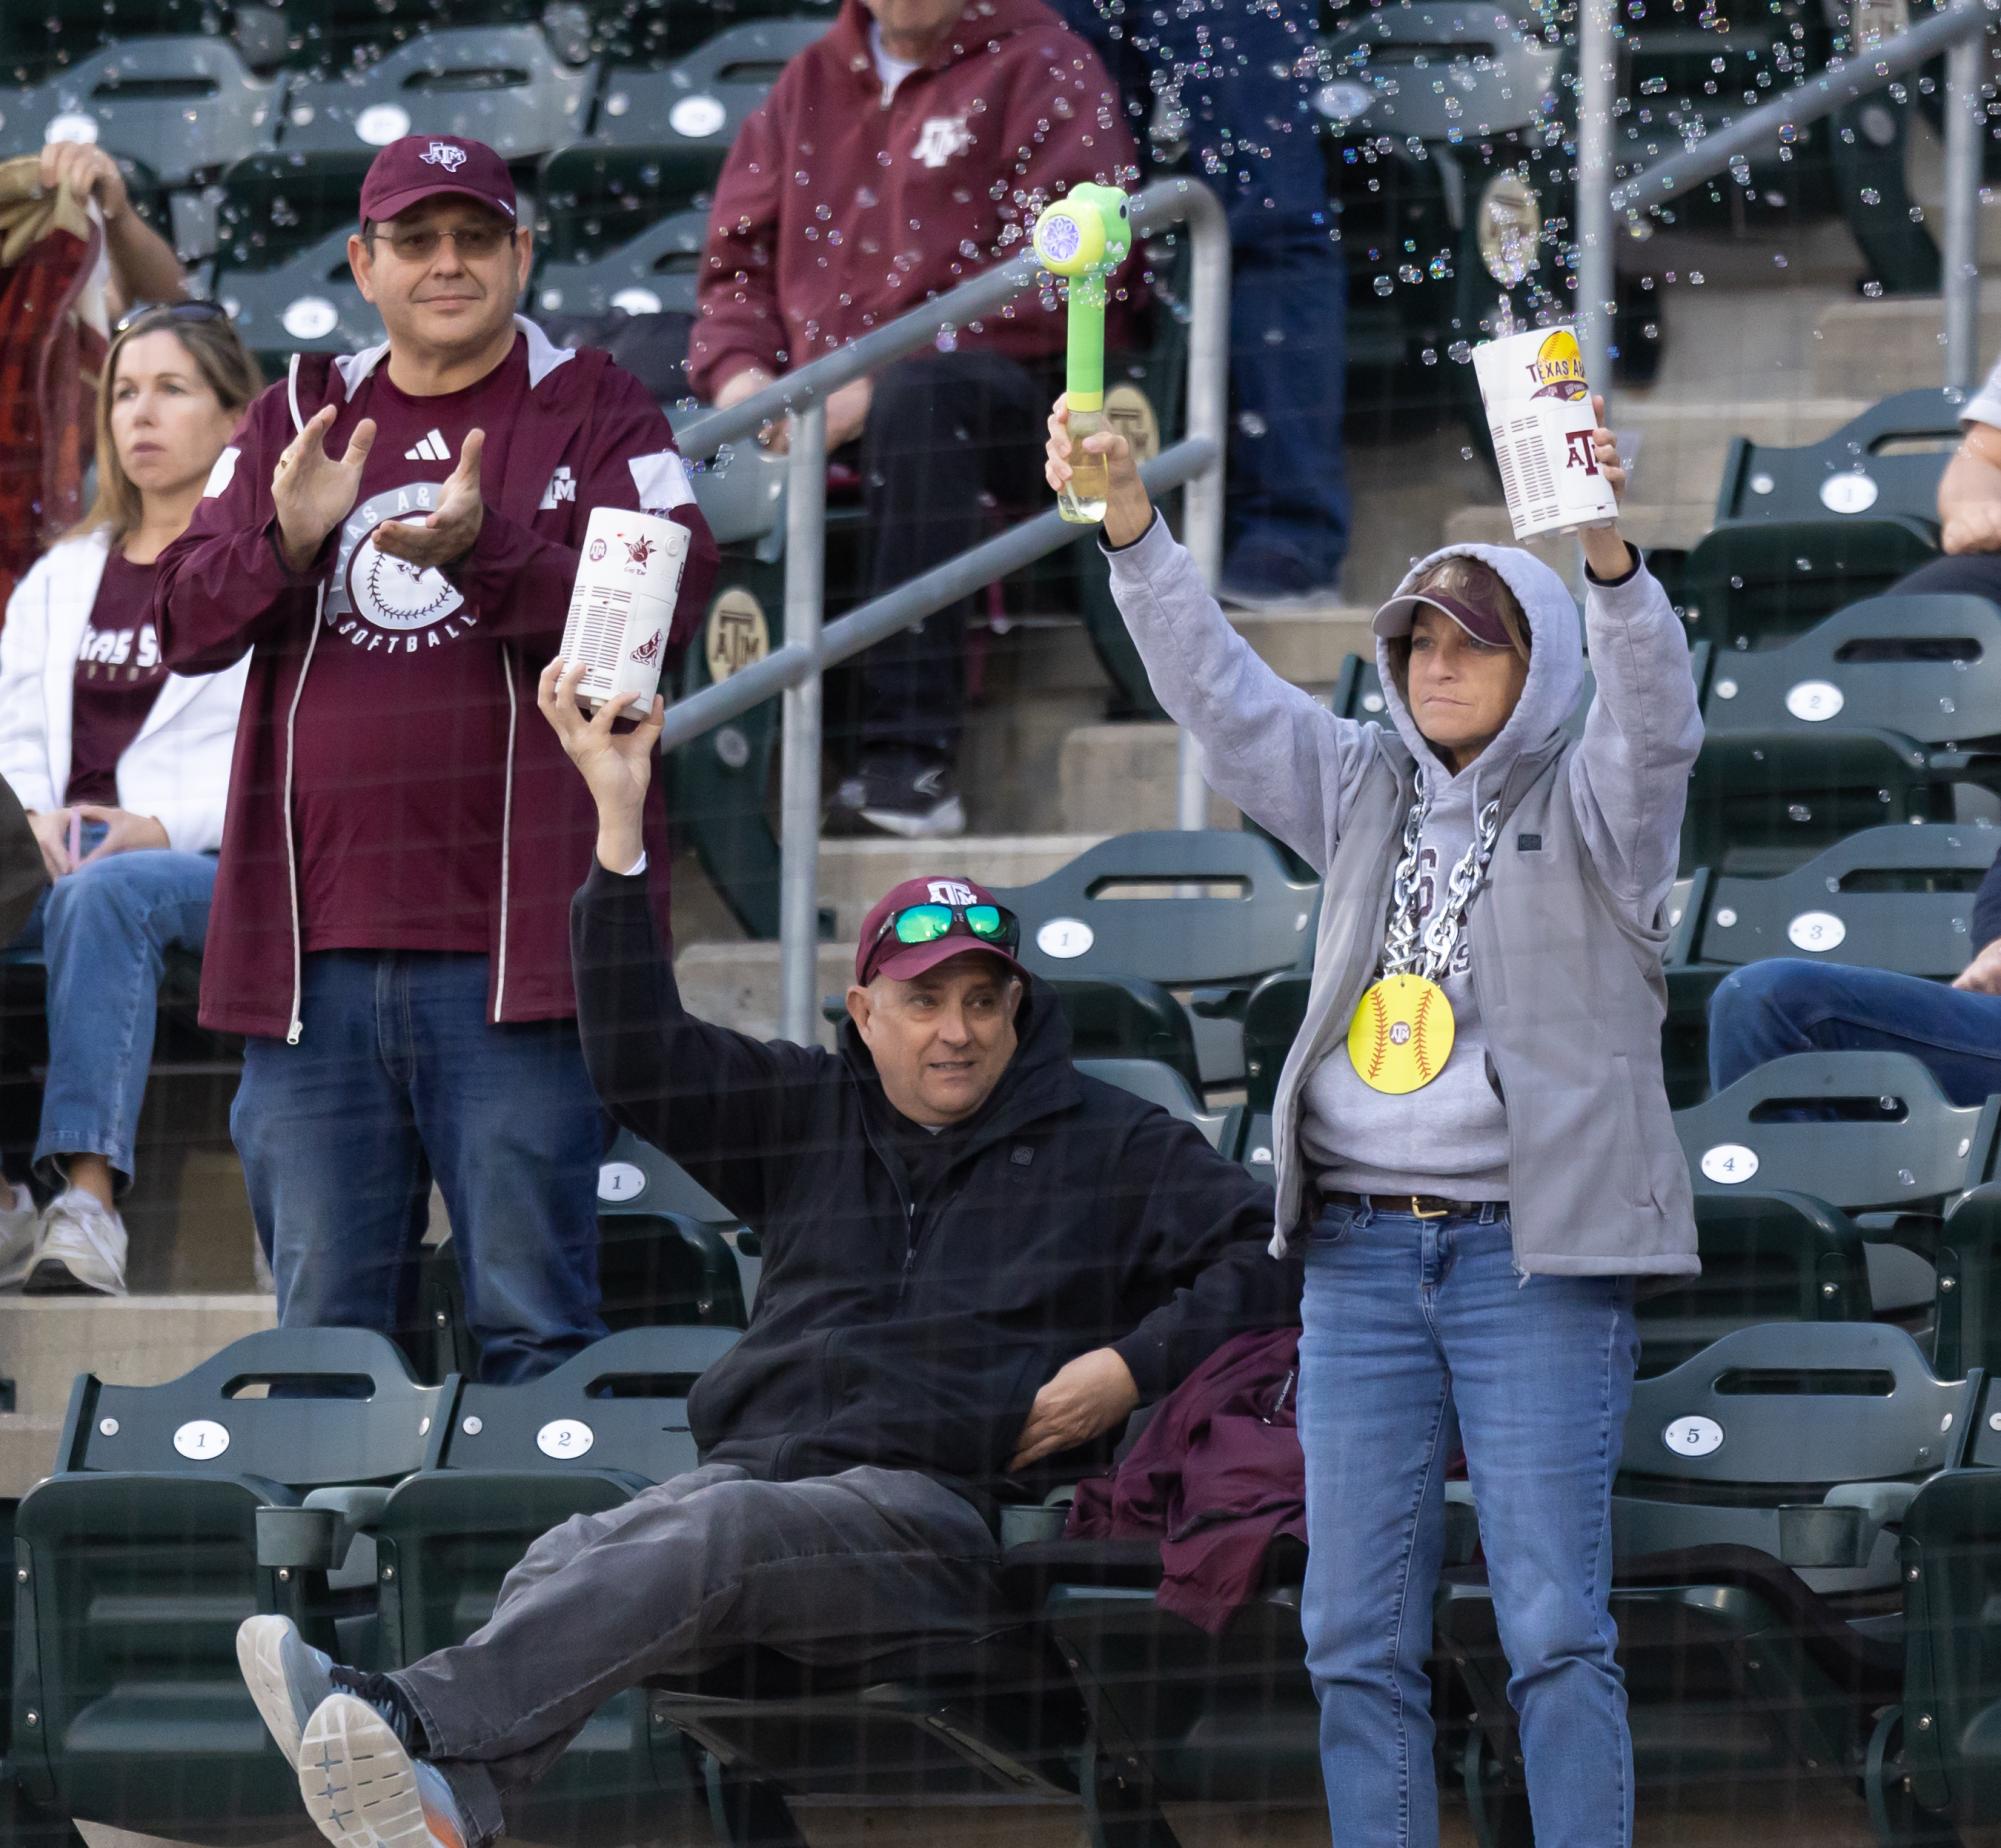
1347, 786, 1501, 1095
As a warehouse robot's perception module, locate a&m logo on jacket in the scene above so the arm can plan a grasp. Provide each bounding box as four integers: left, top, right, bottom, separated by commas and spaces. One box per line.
912, 116, 972, 168
326, 483, 474, 648
420, 141, 469, 172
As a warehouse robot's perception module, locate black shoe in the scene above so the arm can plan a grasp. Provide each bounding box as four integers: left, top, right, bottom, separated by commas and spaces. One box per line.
831, 751, 967, 839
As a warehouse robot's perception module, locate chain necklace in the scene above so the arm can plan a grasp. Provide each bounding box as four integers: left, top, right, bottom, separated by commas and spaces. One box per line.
1378, 779, 1503, 985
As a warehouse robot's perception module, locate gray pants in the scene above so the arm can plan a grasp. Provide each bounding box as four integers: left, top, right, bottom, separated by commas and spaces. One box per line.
389, 1463, 1003, 1845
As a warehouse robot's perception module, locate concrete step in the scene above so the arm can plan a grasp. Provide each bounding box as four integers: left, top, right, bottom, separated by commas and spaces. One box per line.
674, 942, 856, 1050
0, 1412, 60, 1500
1058, 725, 1243, 836
1813, 295, 2001, 398
0, 1293, 274, 1422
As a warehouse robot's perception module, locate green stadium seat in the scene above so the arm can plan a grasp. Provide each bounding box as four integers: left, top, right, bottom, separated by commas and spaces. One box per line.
1075, 1057, 1237, 1152
1663, 821, 1993, 1106
347, 1328, 740, 1844
0, 38, 278, 185
1928, 1182, 2001, 1383
537, 140, 728, 246
1315, 2, 1584, 424
216, 222, 377, 373
0, 0, 228, 90
593, 19, 827, 151
10, 1330, 449, 1841
1701, 593, 2001, 753
569, 0, 837, 74
1674, 1050, 1996, 1219
1681, 727, 1950, 877
535, 203, 706, 320
989, 830, 1320, 1089
1677, 823, 1992, 976
277, 29, 593, 159
1873, 1456, 2001, 1845
1713, 389, 1961, 530
1442, 1321, 1979, 1836
1678, 516, 1939, 654
262, 0, 543, 78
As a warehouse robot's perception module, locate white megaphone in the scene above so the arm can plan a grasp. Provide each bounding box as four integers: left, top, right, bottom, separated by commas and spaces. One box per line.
558, 506, 692, 710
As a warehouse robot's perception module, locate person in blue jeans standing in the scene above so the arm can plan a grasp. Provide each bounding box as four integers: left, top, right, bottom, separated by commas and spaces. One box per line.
153, 139, 717, 1381
1052, 391, 1703, 1846
0, 303, 259, 1295
1051, 0, 1350, 604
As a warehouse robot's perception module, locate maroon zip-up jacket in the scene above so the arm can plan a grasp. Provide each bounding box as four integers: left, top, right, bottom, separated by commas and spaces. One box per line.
687, 0, 1139, 401
154, 318, 718, 1041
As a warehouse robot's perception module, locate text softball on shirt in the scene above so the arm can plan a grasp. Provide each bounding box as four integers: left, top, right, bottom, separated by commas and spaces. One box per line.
323, 479, 475, 649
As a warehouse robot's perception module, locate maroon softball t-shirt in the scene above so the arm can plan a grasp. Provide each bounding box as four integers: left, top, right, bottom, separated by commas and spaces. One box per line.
291, 338, 533, 955
66, 552, 168, 807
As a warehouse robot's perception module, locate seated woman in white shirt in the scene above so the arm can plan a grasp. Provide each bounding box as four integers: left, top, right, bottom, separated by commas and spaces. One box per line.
0, 302, 257, 1293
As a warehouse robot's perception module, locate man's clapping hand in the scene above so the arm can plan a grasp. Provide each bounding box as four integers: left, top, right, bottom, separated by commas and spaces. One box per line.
273, 405, 376, 573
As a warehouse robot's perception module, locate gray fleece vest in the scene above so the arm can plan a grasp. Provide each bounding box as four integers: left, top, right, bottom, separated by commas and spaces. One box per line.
1269, 731, 1699, 1279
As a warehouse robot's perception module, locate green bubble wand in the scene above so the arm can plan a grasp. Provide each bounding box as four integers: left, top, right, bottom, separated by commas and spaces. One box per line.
1032, 183, 1132, 525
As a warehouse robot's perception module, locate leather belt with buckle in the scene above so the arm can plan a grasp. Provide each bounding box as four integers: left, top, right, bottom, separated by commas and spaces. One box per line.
1323, 1189, 1502, 1222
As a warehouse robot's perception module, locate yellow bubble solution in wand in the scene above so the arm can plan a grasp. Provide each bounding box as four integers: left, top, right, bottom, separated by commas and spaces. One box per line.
1032, 183, 1132, 524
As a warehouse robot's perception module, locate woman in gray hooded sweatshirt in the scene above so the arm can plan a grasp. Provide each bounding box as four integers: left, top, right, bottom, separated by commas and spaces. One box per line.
1046, 395, 1702, 1848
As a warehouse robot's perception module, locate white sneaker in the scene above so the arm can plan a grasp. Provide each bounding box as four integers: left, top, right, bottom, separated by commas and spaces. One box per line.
0, 1182, 38, 1290
25, 1188, 128, 1295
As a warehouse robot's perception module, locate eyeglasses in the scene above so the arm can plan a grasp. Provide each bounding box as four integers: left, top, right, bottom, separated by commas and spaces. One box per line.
366, 223, 517, 263
863, 902, 1020, 981
113, 298, 231, 338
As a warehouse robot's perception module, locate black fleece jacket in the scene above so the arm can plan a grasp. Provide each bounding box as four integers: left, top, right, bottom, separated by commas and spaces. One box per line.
571, 863, 1296, 1509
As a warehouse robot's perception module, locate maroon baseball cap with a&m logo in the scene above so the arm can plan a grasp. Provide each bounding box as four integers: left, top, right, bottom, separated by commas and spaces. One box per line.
358, 136, 517, 229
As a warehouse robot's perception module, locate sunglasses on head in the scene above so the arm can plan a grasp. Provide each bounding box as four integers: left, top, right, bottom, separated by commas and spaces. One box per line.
114, 298, 231, 338
864, 901, 1020, 981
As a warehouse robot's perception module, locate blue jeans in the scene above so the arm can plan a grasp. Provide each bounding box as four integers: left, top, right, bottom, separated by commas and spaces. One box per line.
1707, 958, 2001, 1106
1297, 1204, 1638, 1848
6, 829, 217, 1191
1051, 0, 1350, 584
232, 951, 606, 1383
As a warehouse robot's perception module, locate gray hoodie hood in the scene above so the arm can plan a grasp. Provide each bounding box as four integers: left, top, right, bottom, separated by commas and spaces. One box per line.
1374, 541, 1585, 797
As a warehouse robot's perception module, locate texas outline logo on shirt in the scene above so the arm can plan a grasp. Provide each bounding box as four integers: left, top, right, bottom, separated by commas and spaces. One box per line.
325, 482, 477, 649
912, 116, 972, 168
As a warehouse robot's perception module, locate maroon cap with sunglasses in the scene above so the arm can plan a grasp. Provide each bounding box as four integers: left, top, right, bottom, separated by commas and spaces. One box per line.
358, 135, 517, 231
855, 878, 1028, 987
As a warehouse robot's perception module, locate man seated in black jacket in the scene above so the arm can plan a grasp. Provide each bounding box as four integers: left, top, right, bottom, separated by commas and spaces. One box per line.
234, 663, 1295, 1848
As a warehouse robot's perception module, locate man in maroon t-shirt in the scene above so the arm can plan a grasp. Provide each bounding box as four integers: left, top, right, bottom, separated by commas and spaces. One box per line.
688, 0, 1136, 838
155, 136, 718, 1381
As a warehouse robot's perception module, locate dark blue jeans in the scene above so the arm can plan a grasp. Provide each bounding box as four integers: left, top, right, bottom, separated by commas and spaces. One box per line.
1298, 1205, 1638, 1848
6, 825, 216, 1190
232, 951, 606, 1382
1707, 957, 2001, 1105
1053, 0, 1350, 585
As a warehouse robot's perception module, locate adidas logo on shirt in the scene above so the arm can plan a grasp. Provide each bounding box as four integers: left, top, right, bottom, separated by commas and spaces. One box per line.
404, 429, 452, 463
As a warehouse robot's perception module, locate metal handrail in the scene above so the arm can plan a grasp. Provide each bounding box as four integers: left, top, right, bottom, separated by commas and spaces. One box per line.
1578, 0, 1997, 389
664, 177, 1233, 1041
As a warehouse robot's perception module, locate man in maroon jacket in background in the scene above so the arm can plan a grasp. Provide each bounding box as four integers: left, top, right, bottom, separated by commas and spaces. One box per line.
688, 0, 1137, 839
153, 135, 718, 1382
